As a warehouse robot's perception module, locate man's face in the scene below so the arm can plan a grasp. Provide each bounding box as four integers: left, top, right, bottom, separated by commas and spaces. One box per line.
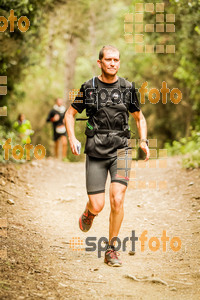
97, 49, 120, 76
56, 98, 63, 106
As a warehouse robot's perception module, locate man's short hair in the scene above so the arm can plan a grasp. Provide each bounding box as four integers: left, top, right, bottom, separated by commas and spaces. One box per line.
99, 45, 120, 60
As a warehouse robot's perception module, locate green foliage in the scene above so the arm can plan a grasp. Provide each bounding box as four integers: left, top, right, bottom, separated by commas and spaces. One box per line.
0, 125, 20, 163
182, 151, 200, 169
0, 124, 40, 163
0, 0, 200, 164
165, 128, 200, 169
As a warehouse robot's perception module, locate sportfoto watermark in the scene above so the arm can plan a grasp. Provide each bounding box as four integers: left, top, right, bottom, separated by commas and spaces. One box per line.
0, 9, 30, 33
69, 81, 182, 105
138, 81, 181, 104
124, 2, 176, 54
2, 138, 46, 161
69, 230, 181, 258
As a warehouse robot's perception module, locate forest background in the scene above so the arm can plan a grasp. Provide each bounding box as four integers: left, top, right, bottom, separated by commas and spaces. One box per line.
0, 0, 199, 167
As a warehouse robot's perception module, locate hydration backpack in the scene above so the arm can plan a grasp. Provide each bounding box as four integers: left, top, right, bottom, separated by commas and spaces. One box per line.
82, 77, 133, 157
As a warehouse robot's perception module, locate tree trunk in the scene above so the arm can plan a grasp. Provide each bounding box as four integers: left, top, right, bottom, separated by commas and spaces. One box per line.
46, 19, 54, 68
89, 8, 97, 75
64, 34, 78, 108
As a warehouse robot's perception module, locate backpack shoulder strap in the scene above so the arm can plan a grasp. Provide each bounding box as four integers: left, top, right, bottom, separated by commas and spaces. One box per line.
119, 77, 132, 89
92, 76, 98, 88
119, 77, 126, 88
83, 77, 98, 89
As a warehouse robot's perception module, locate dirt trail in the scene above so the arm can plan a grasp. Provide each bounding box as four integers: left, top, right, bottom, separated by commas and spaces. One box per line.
0, 157, 200, 299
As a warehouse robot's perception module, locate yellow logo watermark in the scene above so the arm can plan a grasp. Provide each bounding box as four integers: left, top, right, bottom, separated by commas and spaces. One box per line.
0, 9, 30, 33
69, 230, 181, 258
2, 138, 46, 161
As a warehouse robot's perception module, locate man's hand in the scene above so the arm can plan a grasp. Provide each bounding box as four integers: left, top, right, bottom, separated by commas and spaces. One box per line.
131, 111, 149, 161
68, 137, 80, 155
51, 114, 60, 122
140, 141, 150, 161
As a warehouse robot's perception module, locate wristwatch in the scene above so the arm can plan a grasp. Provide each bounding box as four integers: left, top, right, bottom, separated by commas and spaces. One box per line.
140, 139, 149, 146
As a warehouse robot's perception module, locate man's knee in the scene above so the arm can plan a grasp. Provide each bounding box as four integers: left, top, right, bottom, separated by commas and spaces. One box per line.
111, 193, 124, 213
89, 196, 105, 214
92, 202, 104, 214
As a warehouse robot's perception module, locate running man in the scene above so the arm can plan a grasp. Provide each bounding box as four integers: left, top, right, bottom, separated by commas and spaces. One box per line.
47, 98, 68, 159
64, 45, 149, 266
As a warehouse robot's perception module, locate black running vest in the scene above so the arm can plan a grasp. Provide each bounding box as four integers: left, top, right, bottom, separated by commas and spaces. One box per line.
83, 77, 132, 158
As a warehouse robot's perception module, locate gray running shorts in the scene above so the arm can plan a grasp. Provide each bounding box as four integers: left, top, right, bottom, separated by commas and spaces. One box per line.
86, 153, 131, 195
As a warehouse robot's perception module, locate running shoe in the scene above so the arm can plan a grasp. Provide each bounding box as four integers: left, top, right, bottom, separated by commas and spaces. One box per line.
79, 208, 96, 232
104, 245, 122, 267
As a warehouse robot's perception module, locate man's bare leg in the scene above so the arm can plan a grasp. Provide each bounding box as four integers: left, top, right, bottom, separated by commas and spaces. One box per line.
87, 193, 105, 215
61, 135, 68, 159
79, 193, 105, 232
55, 140, 59, 158
103, 182, 127, 266
109, 182, 127, 245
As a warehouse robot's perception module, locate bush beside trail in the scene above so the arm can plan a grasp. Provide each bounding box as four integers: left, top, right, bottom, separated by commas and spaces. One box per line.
165, 127, 200, 169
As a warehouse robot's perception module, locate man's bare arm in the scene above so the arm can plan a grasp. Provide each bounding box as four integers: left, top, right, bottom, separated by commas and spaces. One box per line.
64, 106, 80, 155
131, 110, 150, 161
